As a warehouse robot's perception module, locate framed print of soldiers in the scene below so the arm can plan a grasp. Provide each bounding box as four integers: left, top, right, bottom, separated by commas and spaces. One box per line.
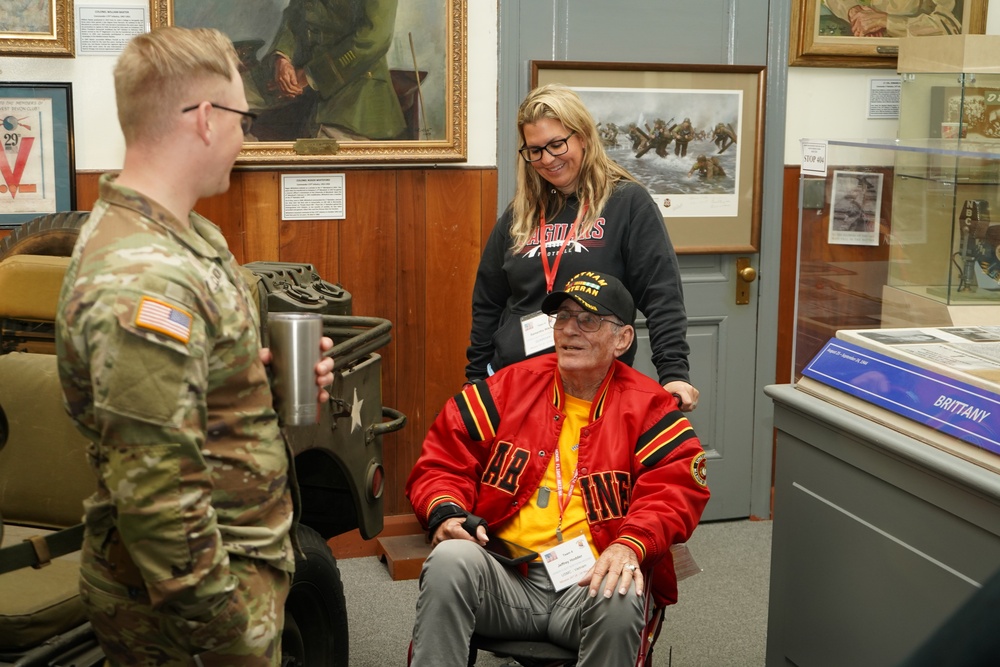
55, 27, 335, 666
406, 271, 710, 666
672, 118, 694, 158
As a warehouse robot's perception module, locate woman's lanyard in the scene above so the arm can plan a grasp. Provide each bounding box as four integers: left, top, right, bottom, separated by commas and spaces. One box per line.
553, 446, 580, 543
539, 203, 589, 294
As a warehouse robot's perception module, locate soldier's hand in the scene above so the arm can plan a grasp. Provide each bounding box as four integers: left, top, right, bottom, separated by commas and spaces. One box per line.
316, 336, 334, 403
274, 56, 304, 97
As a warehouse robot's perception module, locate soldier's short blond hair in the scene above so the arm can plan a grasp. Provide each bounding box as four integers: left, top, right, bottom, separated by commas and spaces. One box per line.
114, 27, 239, 144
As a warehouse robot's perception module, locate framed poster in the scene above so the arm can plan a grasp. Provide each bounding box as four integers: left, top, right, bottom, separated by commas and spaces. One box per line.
0, 82, 76, 229
790, 0, 989, 68
151, 0, 467, 165
829, 169, 882, 246
532, 61, 765, 254
0, 0, 75, 57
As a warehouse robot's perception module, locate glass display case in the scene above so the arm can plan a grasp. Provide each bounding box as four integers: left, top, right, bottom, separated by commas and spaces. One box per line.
793, 35, 1000, 379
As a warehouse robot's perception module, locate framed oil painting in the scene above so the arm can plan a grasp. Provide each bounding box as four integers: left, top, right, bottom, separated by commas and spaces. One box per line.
532, 61, 765, 254
790, 0, 990, 68
151, 0, 466, 164
0, 0, 75, 56
0, 82, 76, 228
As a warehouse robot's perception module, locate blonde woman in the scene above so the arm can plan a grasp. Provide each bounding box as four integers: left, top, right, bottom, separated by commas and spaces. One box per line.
467, 84, 698, 410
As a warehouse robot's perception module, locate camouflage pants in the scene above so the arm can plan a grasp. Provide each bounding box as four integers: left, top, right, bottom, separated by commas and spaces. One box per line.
80, 549, 290, 666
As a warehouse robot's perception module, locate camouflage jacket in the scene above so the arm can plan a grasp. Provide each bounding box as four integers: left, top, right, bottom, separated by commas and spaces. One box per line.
55, 174, 295, 616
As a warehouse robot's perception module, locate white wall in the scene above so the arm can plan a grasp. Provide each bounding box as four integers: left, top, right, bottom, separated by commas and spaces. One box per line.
784, 6, 1000, 164
0, 0, 498, 170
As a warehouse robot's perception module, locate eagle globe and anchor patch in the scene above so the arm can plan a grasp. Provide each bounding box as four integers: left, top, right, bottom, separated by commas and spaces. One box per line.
691, 452, 708, 487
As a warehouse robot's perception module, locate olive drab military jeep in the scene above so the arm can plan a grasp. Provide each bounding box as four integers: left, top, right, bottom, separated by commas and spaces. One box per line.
0, 212, 405, 667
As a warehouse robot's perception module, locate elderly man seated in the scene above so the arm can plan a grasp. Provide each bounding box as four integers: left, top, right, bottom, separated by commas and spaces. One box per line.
406, 271, 710, 666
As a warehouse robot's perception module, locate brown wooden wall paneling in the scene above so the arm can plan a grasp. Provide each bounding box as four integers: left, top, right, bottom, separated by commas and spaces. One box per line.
241, 171, 282, 263
776, 167, 799, 387
424, 170, 484, 417
75, 172, 102, 211
392, 170, 427, 515
332, 171, 401, 512
275, 182, 341, 286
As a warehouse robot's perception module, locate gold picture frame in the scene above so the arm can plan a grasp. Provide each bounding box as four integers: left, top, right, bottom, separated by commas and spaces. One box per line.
0, 0, 75, 57
532, 61, 765, 254
791, 0, 989, 68
151, 0, 467, 165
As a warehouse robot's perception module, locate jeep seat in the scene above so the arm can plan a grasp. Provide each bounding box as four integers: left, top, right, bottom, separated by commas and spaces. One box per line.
0, 352, 95, 652
0, 254, 70, 322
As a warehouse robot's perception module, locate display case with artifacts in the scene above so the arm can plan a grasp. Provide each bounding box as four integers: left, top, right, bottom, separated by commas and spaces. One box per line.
885, 35, 1000, 328
792, 36, 1000, 380
773, 41, 1000, 666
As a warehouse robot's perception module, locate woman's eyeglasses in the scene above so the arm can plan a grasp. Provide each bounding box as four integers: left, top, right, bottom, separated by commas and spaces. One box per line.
519, 131, 575, 162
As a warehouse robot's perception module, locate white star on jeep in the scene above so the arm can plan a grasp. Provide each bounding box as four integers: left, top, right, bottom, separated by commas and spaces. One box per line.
350, 387, 364, 432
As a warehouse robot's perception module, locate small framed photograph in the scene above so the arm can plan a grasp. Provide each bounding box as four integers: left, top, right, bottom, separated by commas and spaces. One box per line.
828, 170, 882, 246
0, 82, 76, 229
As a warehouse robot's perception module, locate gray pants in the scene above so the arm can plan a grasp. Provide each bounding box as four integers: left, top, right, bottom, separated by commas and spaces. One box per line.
410, 539, 646, 666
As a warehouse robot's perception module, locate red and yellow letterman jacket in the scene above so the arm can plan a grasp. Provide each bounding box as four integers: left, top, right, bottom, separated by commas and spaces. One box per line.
406, 354, 710, 606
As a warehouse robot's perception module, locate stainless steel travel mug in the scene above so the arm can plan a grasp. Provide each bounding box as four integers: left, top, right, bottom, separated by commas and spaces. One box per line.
268, 312, 323, 426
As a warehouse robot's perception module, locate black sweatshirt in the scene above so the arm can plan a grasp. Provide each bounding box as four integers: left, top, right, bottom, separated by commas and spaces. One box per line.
466, 180, 690, 384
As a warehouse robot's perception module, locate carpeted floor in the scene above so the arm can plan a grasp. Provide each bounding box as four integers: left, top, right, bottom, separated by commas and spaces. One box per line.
340, 518, 772, 666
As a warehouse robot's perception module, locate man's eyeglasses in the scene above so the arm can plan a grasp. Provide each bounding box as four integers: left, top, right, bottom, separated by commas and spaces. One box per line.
182, 103, 258, 135
548, 309, 624, 333
519, 131, 575, 162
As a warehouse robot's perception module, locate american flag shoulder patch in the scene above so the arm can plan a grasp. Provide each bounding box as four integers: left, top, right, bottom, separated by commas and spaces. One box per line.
135, 296, 193, 344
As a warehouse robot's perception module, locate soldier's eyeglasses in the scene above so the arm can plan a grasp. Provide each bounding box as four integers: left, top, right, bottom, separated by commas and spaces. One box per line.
182, 103, 258, 135
519, 131, 576, 162
548, 309, 623, 333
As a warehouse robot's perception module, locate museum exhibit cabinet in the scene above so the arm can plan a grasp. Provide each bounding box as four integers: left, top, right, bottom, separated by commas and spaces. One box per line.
768, 36, 1000, 667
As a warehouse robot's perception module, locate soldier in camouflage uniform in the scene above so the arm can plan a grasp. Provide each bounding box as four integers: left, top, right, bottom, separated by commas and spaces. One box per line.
54, 27, 335, 666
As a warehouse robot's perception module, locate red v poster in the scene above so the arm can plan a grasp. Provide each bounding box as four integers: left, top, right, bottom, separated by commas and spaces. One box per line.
0, 97, 57, 215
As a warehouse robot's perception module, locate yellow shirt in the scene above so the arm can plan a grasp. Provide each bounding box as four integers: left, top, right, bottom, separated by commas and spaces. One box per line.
495, 394, 598, 558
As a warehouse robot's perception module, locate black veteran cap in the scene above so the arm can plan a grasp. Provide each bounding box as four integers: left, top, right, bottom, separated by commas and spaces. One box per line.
541, 271, 635, 325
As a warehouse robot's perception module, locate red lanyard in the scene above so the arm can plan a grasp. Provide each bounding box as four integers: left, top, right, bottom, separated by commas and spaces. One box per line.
539, 203, 589, 294
553, 446, 579, 542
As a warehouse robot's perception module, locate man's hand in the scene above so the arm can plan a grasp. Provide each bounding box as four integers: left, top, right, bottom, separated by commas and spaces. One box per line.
274, 55, 306, 97
849, 6, 888, 36
431, 517, 488, 547
580, 543, 643, 598
316, 336, 335, 404
664, 380, 699, 411
258, 336, 335, 403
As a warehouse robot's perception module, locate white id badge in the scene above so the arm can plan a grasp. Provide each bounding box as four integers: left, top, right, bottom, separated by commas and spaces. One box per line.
540, 536, 596, 591
521, 311, 555, 357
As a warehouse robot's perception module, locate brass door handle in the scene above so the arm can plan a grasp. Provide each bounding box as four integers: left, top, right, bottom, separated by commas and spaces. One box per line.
736, 258, 756, 305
